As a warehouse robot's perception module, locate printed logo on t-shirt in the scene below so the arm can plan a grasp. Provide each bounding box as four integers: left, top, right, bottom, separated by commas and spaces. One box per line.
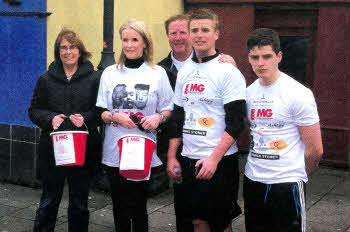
250, 108, 273, 120
184, 83, 205, 95
269, 140, 287, 151
198, 97, 213, 105
185, 113, 197, 127
251, 152, 280, 160
183, 128, 207, 136
198, 117, 214, 127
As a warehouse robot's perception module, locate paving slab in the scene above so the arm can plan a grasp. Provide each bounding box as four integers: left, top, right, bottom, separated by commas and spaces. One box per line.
89, 207, 115, 228
149, 211, 177, 232
55, 222, 115, 232
10, 205, 66, 221
308, 196, 350, 231
147, 189, 174, 214
0, 204, 22, 218
306, 220, 343, 232
0, 216, 34, 231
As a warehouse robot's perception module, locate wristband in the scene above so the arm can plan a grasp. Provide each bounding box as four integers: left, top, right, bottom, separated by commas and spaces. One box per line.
107, 111, 114, 124
158, 113, 167, 124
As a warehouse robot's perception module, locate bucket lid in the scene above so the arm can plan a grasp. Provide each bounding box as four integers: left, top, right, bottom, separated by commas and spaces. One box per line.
50, 131, 89, 136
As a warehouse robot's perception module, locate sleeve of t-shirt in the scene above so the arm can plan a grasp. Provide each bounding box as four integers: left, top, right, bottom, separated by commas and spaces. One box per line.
222, 66, 246, 104
156, 66, 174, 112
292, 88, 320, 126
96, 67, 110, 109
173, 69, 184, 107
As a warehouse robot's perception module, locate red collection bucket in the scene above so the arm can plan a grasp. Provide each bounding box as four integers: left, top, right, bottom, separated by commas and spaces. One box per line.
118, 135, 156, 180
50, 131, 88, 166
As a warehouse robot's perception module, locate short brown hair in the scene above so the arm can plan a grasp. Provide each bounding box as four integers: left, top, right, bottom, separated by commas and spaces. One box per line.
188, 8, 219, 31
117, 19, 153, 71
54, 28, 91, 64
164, 14, 189, 35
247, 28, 280, 54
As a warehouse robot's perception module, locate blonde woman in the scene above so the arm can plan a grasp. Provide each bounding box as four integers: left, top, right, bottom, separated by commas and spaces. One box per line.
96, 19, 173, 231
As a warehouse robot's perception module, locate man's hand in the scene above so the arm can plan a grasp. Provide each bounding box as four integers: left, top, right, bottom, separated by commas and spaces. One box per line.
218, 53, 237, 67
167, 157, 181, 179
195, 157, 219, 180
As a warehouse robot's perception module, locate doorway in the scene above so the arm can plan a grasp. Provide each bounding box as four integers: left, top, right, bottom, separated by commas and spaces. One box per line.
255, 4, 318, 88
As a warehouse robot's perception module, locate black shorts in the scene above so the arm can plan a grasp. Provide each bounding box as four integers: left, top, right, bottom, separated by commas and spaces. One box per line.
174, 154, 242, 231
243, 176, 306, 232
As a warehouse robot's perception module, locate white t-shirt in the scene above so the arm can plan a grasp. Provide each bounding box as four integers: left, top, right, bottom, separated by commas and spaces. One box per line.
174, 56, 246, 159
245, 72, 320, 184
96, 63, 174, 167
171, 50, 194, 71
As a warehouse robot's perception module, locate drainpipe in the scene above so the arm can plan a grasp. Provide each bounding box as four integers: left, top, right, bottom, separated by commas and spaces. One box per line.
97, 0, 115, 71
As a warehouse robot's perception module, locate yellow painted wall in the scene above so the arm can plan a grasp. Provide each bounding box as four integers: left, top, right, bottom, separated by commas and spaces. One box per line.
47, 0, 183, 69
115, 0, 184, 64
46, 1, 103, 68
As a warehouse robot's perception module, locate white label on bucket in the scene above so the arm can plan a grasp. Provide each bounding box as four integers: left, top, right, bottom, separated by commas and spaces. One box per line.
52, 133, 76, 165
120, 136, 145, 170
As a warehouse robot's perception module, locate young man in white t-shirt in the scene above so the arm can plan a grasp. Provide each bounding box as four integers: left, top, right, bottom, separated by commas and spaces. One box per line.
244, 28, 323, 232
158, 13, 239, 232
167, 8, 246, 232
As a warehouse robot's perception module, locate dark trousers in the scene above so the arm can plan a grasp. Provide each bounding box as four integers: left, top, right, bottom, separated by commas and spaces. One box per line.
105, 166, 149, 232
243, 176, 306, 232
33, 166, 91, 232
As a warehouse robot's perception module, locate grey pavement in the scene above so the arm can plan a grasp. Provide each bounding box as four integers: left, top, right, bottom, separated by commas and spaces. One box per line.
0, 164, 349, 232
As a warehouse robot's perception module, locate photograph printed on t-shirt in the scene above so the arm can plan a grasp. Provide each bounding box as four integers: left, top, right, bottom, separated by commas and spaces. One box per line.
112, 83, 150, 110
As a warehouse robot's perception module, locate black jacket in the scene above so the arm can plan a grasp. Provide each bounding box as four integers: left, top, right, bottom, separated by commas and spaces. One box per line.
157, 53, 180, 159
158, 52, 177, 90
28, 61, 102, 174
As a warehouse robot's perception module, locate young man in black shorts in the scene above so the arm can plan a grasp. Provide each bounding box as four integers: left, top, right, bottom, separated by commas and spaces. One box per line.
167, 8, 246, 232
159, 12, 238, 232
244, 28, 323, 232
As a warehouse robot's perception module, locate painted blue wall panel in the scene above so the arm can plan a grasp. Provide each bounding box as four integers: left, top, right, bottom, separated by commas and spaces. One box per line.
0, 0, 45, 12
0, 0, 46, 126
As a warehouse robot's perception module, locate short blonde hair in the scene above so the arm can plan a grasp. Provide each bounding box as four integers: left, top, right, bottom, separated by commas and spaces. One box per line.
117, 19, 153, 70
188, 8, 219, 32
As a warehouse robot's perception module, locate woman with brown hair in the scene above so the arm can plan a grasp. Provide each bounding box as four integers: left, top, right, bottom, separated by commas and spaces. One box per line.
29, 28, 101, 232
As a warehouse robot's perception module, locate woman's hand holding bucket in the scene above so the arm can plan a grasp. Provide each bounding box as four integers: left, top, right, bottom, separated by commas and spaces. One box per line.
69, 114, 84, 127
115, 112, 138, 129
52, 114, 66, 130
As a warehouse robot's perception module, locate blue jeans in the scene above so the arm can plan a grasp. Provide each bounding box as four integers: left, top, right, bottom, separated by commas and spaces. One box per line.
33, 166, 91, 232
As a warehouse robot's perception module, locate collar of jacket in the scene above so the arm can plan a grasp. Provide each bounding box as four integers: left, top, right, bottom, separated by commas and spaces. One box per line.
158, 51, 173, 68
48, 61, 94, 82
192, 49, 219, 63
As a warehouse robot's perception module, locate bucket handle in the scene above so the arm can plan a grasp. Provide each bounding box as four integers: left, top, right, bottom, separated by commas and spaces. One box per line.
53, 120, 89, 132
